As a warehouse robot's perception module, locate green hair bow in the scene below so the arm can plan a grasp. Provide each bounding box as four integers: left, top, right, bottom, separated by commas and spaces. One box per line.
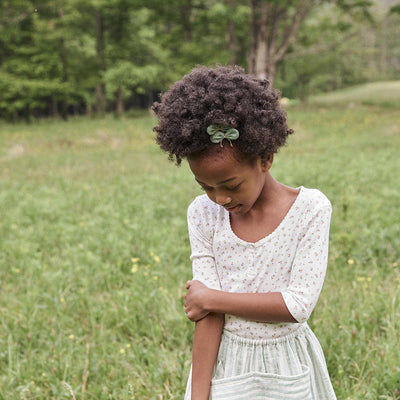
207, 125, 240, 147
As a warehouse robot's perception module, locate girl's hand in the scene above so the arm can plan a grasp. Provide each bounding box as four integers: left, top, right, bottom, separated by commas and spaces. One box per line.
185, 280, 210, 322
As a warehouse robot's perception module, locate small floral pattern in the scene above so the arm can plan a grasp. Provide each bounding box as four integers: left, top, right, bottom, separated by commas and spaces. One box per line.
187, 187, 332, 339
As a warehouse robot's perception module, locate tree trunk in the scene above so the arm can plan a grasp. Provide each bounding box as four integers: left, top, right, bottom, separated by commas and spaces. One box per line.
248, 0, 261, 77
182, 0, 192, 42
51, 97, 58, 117
116, 86, 124, 116
380, 14, 388, 78
96, 84, 106, 114
225, 0, 237, 64
248, 0, 314, 86
24, 104, 32, 123
248, 0, 275, 84
86, 102, 93, 116
228, 19, 237, 64
58, 8, 68, 121
95, 10, 106, 114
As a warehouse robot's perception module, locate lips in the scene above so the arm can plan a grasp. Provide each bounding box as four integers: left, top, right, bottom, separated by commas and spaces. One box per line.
225, 205, 241, 212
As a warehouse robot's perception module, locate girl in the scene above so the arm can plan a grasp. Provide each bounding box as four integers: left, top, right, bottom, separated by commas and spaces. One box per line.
153, 66, 336, 400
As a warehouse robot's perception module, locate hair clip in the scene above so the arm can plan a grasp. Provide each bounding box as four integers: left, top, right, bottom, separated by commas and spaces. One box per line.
207, 125, 240, 147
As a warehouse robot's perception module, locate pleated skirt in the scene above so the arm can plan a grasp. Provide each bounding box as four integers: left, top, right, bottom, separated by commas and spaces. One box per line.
184, 324, 336, 400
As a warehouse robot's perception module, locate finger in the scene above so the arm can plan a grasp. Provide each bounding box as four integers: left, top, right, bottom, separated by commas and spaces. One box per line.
185, 280, 192, 289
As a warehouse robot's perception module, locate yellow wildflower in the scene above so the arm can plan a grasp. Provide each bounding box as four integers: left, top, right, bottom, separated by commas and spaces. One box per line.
119, 348, 125, 354
347, 259, 354, 265
131, 264, 139, 273
159, 287, 169, 295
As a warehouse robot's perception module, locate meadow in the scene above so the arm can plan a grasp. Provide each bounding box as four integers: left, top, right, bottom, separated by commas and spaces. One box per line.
0, 83, 399, 399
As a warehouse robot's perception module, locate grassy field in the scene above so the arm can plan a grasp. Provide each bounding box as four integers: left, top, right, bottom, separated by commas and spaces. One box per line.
0, 82, 399, 399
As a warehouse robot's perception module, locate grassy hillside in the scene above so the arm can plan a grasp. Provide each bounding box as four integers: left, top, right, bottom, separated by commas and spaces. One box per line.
0, 85, 399, 399
308, 80, 400, 108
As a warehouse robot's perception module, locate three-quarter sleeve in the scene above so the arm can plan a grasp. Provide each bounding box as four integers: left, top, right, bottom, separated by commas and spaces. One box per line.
281, 204, 332, 323
187, 198, 221, 290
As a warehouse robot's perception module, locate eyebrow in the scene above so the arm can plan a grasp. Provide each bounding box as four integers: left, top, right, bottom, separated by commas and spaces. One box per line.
195, 177, 237, 185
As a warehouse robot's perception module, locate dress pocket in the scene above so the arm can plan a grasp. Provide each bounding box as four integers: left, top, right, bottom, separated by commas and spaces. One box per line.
210, 364, 311, 400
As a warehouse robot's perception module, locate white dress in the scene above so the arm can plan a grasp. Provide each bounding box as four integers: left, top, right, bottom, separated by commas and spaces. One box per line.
184, 187, 336, 400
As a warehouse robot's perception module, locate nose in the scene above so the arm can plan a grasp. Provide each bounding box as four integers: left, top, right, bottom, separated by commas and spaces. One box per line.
215, 193, 232, 206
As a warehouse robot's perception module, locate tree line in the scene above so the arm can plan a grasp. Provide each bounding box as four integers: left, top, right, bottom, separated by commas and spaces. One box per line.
0, 0, 399, 121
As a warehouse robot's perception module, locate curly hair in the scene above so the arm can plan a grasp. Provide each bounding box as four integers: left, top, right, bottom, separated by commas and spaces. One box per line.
152, 65, 293, 165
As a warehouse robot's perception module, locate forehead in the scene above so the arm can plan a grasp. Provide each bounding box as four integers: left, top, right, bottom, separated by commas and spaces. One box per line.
187, 148, 251, 185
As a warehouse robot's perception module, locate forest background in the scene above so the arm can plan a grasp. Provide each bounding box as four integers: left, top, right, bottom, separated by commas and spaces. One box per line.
1, 0, 400, 121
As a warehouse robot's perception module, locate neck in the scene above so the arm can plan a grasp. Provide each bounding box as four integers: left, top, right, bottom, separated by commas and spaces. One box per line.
249, 173, 281, 214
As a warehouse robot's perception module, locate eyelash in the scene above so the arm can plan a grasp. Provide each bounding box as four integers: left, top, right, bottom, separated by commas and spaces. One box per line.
200, 184, 241, 192
229, 184, 241, 192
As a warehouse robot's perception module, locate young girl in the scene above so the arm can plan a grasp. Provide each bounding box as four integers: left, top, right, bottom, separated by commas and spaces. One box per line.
153, 66, 336, 400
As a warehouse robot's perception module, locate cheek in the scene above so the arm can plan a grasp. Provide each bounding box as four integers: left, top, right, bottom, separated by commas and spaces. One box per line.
247, 178, 264, 199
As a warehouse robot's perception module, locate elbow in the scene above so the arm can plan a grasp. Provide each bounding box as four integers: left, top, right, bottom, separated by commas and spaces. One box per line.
282, 291, 315, 324
286, 304, 310, 324
292, 312, 309, 324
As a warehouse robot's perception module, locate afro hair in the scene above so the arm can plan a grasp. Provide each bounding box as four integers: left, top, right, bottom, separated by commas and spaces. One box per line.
152, 65, 293, 165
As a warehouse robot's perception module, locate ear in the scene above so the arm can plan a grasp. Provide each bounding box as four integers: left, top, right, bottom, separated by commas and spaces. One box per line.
261, 154, 274, 172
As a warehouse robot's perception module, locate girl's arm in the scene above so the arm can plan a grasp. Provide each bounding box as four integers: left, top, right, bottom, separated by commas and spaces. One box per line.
186, 199, 225, 397
185, 203, 332, 324
191, 312, 224, 400
185, 281, 296, 323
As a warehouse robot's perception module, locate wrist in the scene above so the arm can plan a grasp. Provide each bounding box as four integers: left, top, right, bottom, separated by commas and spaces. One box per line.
204, 288, 220, 313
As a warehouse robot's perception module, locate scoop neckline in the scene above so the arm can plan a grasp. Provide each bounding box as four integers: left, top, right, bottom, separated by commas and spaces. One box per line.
224, 186, 304, 247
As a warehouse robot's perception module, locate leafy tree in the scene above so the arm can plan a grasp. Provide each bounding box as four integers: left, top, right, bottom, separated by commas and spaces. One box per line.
247, 0, 374, 86
0, 0, 398, 120
0, 0, 95, 119
0, 0, 61, 120
146, 0, 250, 81
104, 6, 170, 114
275, 0, 400, 98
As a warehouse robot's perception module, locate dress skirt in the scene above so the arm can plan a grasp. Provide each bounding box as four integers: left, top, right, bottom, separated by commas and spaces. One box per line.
184, 324, 336, 400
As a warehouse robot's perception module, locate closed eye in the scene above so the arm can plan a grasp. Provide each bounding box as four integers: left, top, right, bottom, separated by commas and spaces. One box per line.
199, 183, 241, 192
226, 183, 241, 192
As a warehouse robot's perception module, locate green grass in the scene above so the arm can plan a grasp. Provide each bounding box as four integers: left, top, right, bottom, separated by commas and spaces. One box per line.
308, 80, 400, 109
0, 84, 399, 399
